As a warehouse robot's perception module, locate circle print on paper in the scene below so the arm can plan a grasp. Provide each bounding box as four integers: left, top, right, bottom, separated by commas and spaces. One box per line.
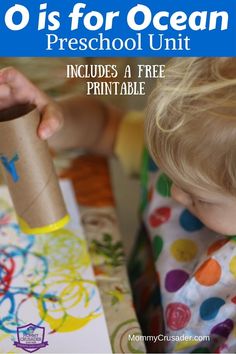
210, 319, 234, 338
170, 239, 198, 262
166, 302, 191, 330
200, 297, 225, 321
180, 209, 204, 232
165, 269, 189, 292
149, 207, 171, 228
153, 235, 163, 261
156, 173, 172, 197
195, 258, 221, 286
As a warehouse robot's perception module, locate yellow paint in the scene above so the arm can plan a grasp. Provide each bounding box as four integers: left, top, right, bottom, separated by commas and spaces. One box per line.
0, 332, 9, 340
35, 229, 90, 270
37, 277, 100, 332
31, 228, 100, 332
174, 339, 199, 351
107, 289, 124, 302
18, 214, 70, 234
0, 332, 12, 343
0, 194, 101, 339
39, 308, 100, 332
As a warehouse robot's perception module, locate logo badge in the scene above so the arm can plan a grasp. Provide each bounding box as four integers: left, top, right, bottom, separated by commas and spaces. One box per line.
14, 323, 48, 353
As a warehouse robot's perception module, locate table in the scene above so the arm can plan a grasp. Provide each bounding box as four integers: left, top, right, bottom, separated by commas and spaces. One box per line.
59, 153, 146, 353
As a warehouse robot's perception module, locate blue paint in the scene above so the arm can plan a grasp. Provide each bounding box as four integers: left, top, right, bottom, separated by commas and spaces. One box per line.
0, 154, 19, 182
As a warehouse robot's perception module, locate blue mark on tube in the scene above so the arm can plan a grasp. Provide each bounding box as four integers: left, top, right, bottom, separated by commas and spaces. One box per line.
0, 154, 20, 182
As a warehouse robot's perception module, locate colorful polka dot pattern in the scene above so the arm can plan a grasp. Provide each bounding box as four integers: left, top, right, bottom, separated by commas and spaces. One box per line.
166, 302, 191, 330
148, 156, 159, 172
170, 239, 198, 262
149, 207, 171, 228
210, 319, 234, 337
200, 298, 225, 320
180, 209, 204, 232
165, 269, 189, 292
156, 173, 172, 197
229, 256, 236, 277
153, 235, 163, 261
194, 258, 222, 286
142, 168, 236, 353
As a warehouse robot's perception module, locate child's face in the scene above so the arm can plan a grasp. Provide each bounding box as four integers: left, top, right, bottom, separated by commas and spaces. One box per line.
171, 183, 236, 236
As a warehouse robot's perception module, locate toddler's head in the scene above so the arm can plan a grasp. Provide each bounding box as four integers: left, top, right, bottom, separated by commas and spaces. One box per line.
146, 58, 236, 235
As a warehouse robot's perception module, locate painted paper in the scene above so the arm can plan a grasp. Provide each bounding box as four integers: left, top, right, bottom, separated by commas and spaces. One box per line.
0, 179, 112, 353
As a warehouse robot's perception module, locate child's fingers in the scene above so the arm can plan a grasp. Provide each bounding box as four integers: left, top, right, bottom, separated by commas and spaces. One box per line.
0, 83, 14, 107
37, 103, 64, 140
0, 67, 64, 140
0, 67, 50, 110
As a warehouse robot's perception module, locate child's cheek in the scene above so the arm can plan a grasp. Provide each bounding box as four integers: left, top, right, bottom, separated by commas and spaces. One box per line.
198, 209, 236, 235
194, 208, 220, 232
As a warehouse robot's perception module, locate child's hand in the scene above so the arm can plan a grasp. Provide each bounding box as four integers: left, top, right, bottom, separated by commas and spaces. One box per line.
0, 67, 63, 140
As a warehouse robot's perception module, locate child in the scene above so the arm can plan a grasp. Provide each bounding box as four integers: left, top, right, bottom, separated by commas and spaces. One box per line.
146, 57, 236, 235
136, 57, 236, 353
0, 66, 123, 155
1, 59, 236, 353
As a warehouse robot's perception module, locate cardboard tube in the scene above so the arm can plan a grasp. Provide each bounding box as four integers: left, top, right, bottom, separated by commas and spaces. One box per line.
0, 104, 69, 234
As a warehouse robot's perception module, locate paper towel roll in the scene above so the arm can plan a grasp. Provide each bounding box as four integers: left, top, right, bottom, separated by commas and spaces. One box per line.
0, 104, 69, 234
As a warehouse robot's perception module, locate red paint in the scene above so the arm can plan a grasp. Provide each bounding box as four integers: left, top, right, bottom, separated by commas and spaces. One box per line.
0, 250, 15, 295
0, 214, 11, 225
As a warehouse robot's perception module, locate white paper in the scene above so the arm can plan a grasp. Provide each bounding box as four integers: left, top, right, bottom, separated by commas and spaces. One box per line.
0, 180, 112, 354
